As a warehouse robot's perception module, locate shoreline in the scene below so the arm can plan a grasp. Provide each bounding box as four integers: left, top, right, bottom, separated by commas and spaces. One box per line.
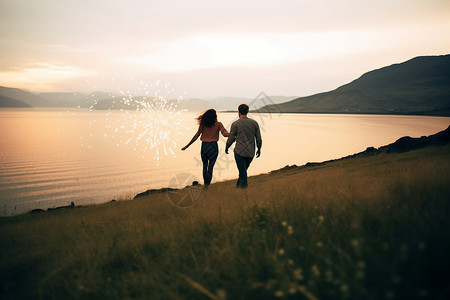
26, 125, 450, 213
135, 124, 450, 197
2, 124, 449, 217
2, 106, 450, 117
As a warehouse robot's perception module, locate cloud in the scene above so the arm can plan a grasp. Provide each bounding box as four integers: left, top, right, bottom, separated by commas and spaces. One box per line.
114, 28, 426, 72
0, 63, 93, 91
1, 0, 449, 95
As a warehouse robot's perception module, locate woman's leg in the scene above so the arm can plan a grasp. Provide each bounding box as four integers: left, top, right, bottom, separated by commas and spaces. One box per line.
206, 147, 218, 185
201, 146, 210, 185
201, 142, 218, 186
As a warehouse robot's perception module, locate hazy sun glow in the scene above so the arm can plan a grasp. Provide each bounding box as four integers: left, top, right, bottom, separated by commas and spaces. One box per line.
0, 0, 449, 97
0, 63, 92, 92
121, 31, 383, 72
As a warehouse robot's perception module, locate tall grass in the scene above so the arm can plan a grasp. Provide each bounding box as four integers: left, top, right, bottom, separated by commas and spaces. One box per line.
1, 145, 449, 299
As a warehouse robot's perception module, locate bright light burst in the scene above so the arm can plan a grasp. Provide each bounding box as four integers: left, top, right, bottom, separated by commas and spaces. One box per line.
81, 78, 185, 163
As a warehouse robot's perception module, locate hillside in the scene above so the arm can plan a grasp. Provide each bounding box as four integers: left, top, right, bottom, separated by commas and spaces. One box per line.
259, 55, 450, 116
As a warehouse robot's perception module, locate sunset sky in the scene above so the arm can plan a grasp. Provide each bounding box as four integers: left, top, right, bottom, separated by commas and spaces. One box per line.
0, 0, 449, 98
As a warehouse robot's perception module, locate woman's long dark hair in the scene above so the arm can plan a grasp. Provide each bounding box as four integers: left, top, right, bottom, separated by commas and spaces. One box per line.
197, 109, 217, 128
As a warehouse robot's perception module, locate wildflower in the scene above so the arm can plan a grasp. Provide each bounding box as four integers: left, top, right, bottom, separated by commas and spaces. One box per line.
311, 265, 320, 277
288, 259, 294, 266
293, 268, 303, 280
216, 289, 227, 300
318, 215, 324, 222
316, 242, 323, 248
278, 249, 285, 256
356, 271, 365, 279
351, 240, 359, 247
325, 270, 333, 282
265, 279, 277, 290
281, 221, 287, 227
357, 261, 366, 269
275, 290, 284, 297
288, 287, 297, 294
287, 225, 294, 235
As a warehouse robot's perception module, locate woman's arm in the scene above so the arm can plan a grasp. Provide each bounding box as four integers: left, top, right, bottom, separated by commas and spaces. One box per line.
181, 125, 202, 150
225, 122, 237, 154
219, 122, 230, 137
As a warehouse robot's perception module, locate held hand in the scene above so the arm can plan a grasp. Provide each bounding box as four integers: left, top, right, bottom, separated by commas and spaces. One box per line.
256, 148, 261, 158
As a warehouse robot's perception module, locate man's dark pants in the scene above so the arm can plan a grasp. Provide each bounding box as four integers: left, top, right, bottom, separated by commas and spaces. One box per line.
234, 153, 253, 188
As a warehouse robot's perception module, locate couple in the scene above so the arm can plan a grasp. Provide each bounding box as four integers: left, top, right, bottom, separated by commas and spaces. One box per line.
182, 104, 262, 189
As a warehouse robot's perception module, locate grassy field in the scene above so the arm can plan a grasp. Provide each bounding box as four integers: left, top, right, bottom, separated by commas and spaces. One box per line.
1, 145, 450, 300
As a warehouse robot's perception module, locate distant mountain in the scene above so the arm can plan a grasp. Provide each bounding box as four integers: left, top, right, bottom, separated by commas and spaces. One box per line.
259, 55, 450, 116
0, 95, 32, 107
0, 86, 50, 107
205, 95, 297, 111
89, 95, 296, 111
1, 85, 294, 111
39, 92, 119, 108
90, 97, 209, 111
37, 92, 87, 107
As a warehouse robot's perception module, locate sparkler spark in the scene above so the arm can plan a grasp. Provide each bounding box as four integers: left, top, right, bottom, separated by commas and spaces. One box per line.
81, 78, 185, 163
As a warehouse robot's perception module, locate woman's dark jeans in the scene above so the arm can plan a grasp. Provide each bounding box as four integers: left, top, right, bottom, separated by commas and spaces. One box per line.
201, 142, 218, 186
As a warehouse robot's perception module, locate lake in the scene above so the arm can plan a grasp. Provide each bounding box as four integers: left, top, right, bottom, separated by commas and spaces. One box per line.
1, 108, 449, 216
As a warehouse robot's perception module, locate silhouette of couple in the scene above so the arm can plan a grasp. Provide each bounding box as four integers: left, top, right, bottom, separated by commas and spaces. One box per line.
182, 104, 262, 189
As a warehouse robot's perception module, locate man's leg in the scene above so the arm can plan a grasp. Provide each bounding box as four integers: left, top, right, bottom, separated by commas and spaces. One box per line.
235, 153, 252, 188
244, 156, 253, 171
242, 156, 253, 188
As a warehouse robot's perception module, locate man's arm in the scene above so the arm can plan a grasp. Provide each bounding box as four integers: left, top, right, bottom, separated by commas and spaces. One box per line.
255, 122, 262, 157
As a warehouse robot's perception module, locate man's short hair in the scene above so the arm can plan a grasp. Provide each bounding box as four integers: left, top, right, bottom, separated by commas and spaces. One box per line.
238, 104, 249, 115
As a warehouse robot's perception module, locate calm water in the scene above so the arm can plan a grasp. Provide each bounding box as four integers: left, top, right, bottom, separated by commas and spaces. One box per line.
1, 108, 449, 216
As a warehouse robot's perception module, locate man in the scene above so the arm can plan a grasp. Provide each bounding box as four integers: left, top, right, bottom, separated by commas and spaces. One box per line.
225, 104, 262, 188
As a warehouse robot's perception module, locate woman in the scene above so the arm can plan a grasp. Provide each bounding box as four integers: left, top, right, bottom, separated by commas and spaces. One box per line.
182, 109, 229, 189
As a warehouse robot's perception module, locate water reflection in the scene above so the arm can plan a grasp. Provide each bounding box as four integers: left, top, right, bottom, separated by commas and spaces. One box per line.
0, 109, 448, 216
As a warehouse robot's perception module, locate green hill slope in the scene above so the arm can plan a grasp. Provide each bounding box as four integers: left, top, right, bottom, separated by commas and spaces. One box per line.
260, 55, 450, 115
